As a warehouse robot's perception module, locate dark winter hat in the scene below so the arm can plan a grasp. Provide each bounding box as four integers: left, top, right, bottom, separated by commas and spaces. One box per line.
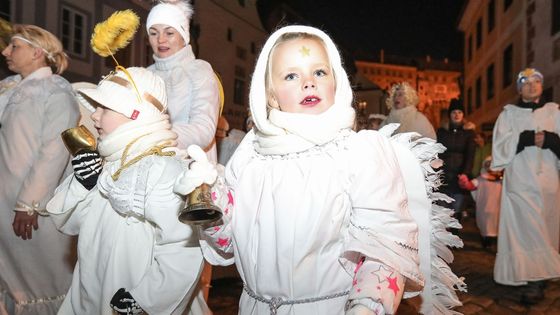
448, 98, 464, 115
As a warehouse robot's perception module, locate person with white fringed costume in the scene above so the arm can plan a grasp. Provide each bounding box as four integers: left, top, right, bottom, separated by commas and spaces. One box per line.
47, 67, 210, 315
174, 25, 465, 315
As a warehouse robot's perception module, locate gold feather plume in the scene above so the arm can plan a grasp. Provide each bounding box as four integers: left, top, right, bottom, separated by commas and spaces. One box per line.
91, 9, 139, 57
0, 18, 13, 51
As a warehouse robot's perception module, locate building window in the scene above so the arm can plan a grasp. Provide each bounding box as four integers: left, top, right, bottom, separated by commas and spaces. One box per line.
0, 0, 11, 21
488, 0, 495, 32
554, 37, 560, 61
502, 44, 513, 88
236, 46, 247, 60
475, 76, 482, 109
504, 0, 513, 11
467, 35, 472, 61
486, 63, 495, 100
553, 0, 560, 35
467, 87, 472, 114
476, 18, 482, 48
227, 28, 232, 42
234, 65, 246, 105
61, 5, 87, 58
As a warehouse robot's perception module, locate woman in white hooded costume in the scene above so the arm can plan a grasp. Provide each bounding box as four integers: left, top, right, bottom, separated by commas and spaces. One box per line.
0, 24, 78, 314
46, 67, 209, 315
176, 25, 464, 315
146, 0, 220, 162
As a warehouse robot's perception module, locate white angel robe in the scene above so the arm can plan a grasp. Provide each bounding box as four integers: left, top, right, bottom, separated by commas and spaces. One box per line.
0, 67, 79, 314
201, 130, 424, 314
471, 177, 501, 237
47, 156, 209, 315
491, 102, 560, 285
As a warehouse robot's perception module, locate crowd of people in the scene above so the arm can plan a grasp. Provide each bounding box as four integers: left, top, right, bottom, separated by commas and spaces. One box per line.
0, 0, 559, 314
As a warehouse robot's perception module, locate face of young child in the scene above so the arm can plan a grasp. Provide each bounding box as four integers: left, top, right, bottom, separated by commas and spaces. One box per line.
91, 106, 132, 140
519, 76, 543, 102
148, 24, 186, 59
268, 38, 335, 115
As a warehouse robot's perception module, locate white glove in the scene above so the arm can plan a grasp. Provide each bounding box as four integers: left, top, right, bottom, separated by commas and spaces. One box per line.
174, 145, 218, 196
346, 299, 385, 315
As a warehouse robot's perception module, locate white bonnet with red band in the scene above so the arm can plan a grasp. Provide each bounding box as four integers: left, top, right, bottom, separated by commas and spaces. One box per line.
78, 67, 167, 120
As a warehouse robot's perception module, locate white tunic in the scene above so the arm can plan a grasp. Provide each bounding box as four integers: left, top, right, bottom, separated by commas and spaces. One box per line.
0, 67, 79, 314
148, 46, 220, 163
382, 105, 436, 140
47, 156, 209, 315
201, 130, 422, 314
491, 102, 560, 285
471, 177, 501, 237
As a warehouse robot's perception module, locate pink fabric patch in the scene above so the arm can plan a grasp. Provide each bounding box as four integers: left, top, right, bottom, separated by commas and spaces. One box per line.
227, 191, 234, 205
211, 191, 217, 201
217, 237, 229, 247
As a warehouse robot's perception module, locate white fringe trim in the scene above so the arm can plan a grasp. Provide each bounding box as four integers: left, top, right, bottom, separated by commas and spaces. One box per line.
384, 124, 467, 314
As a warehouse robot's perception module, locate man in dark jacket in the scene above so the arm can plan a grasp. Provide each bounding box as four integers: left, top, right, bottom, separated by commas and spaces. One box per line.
437, 99, 476, 220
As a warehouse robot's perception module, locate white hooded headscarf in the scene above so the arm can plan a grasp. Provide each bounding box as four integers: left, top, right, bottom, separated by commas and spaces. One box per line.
250, 25, 356, 155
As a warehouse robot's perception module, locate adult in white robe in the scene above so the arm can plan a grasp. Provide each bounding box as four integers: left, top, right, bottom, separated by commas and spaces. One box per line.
0, 26, 79, 314
491, 69, 560, 303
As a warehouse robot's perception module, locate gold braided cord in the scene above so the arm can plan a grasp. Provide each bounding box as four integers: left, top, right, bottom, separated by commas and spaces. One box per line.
111, 135, 176, 181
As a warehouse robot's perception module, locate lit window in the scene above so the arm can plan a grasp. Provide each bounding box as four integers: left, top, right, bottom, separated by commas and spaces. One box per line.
0, 0, 11, 21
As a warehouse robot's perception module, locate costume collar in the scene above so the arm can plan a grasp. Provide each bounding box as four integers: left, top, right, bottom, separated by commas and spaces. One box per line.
152, 45, 195, 71
515, 97, 545, 111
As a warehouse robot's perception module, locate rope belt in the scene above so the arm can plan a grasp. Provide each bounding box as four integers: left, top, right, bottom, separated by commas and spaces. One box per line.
243, 284, 349, 315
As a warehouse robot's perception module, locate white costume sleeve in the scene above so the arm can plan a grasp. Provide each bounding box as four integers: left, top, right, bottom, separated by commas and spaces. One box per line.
491, 108, 517, 170
46, 173, 93, 235
129, 159, 204, 315
173, 63, 220, 152
15, 91, 79, 211
341, 132, 423, 293
198, 175, 235, 265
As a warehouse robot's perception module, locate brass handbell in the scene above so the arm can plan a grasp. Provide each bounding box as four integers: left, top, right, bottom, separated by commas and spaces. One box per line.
61, 125, 97, 156
179, 183, 222, 225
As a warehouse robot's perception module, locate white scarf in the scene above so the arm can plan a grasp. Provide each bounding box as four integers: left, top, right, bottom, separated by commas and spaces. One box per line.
98, 114, 179, 162
250, 25, 355, 155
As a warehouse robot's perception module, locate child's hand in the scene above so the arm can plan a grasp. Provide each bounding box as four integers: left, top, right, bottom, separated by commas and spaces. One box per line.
110, 288, 144, 314
71, 150, 102, 190
346, 299, 384, 315
457, 174, 476, 191
174, 145, 217, 196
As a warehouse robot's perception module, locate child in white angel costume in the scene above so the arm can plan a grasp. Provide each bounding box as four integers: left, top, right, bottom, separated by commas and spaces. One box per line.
176, 25, 465, 315
47, 67, 210, 315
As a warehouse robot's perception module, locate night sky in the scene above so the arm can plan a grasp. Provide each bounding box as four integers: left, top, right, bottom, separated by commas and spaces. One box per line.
260, 0, 466, 62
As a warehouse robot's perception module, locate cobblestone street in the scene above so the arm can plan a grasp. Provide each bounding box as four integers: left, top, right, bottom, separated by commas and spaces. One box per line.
207, 215, 560, 314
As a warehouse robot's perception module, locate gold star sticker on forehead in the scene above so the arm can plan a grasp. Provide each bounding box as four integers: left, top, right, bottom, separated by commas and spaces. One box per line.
299, 46, 310, 57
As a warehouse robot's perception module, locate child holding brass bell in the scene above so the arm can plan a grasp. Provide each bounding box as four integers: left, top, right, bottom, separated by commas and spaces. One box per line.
47, 67, 210, 315
175, 25, 464, 315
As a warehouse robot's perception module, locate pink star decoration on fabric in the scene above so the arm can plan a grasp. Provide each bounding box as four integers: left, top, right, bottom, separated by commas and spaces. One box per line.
217, 237, 229, 247
352, 279, 358, 286
227, 191, 234, 205
387, 276, 400, 296
224, 207, 229, 215
213, 226, 221, 231
211, 191, 217, 201
371, 264, 394, 284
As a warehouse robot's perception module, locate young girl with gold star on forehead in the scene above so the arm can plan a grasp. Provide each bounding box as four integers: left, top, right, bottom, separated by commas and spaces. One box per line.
176, 25, 464, 315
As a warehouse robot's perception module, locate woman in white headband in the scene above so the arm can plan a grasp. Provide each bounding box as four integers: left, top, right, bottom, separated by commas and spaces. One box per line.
0, 24, 79, 314
146, 0, 220, 163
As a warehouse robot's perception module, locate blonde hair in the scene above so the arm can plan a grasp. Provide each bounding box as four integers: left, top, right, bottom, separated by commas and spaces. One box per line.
12, 24, 68, 74
264, 32, 332, 113
385, 82, 418, 109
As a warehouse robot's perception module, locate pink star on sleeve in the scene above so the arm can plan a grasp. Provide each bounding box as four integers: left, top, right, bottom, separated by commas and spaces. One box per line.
227, 191, 234, 205
211, 191, 217, 201
387, 276, 400, 296
217, 237, 229, 247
